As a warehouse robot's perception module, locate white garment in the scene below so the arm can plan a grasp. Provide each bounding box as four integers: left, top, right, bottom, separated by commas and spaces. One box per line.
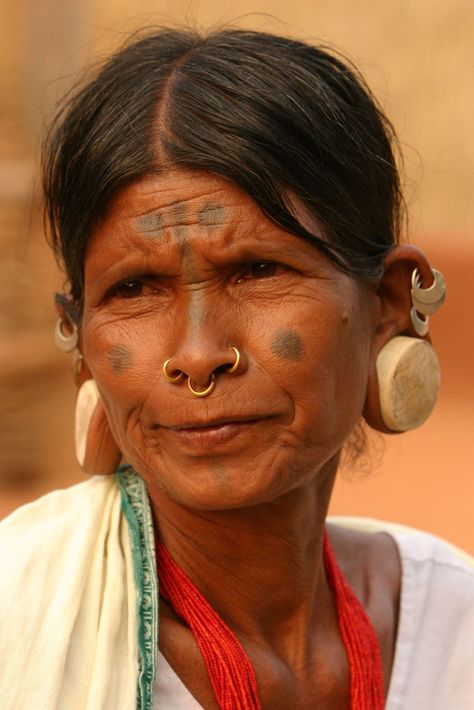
0, 475, 139, 710
154, 518, 474, 710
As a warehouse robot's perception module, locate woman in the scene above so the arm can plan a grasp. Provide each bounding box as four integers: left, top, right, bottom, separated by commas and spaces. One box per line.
1, 28, 472, 710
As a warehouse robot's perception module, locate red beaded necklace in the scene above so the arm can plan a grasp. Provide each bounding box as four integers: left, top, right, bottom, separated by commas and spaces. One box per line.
156, 531, 384, 709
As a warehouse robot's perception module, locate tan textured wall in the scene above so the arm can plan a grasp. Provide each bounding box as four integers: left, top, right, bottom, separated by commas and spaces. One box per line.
1, 1, 473, 551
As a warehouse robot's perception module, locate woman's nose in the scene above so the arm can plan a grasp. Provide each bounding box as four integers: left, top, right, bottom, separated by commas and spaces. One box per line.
161, 293, 245, 393
164, 340, 242, 388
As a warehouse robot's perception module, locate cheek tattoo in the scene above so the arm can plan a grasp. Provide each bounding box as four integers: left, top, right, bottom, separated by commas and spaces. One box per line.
270, 329, 305, 361
107, 344, 133, 373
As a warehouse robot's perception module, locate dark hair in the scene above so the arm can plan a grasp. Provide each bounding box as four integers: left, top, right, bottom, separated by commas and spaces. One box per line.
42, 28, 404, 304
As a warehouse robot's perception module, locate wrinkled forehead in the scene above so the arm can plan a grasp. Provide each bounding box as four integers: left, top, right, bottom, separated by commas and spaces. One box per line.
86, 167, 325, 258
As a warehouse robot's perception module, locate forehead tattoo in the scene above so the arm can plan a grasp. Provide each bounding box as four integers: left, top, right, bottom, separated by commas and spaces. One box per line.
136, 210, 164, 237
136, 201, 228, 237
170, 203, 188, 243
197, 203, 227, 229
170, 202, 194, 272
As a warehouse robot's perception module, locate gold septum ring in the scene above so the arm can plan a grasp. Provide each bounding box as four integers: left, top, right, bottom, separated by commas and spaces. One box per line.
187, 375, 216, 397
162, 346, 240, 398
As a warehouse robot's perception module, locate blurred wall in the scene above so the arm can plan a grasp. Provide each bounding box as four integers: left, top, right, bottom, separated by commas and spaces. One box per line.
1, 0, 472, 551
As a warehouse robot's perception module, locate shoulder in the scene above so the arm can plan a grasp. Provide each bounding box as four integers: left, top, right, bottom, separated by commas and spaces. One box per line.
327, 517, 403, 686
329, 515, 473, 618
326, 516, 403, 608
0, 476, 139, 707
0, 476, 120, 593
378, 520, 474, 635
0, 475, 118, 535
329, 516, 474, 708
329, 514, 473, 580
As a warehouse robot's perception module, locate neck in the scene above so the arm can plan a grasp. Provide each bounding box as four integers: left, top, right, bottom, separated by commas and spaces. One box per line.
149, 458, 338, 650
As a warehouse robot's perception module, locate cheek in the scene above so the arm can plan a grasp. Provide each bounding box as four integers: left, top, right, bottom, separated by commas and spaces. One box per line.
270, 329, 305, 361
107, 344, 134, 373
267, 301, 372, 438
83, 321, 158, 416
316, 314, 372, 427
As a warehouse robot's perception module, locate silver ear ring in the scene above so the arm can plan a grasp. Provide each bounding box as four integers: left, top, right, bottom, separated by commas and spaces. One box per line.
410, 268, 446, 336
410, 307, 429, 337
411, 268, 446, 315
55, 319, 79, 352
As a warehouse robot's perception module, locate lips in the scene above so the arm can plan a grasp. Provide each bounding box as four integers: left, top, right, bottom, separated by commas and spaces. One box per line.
163, 416, 266, 450
169, 415, 260, 431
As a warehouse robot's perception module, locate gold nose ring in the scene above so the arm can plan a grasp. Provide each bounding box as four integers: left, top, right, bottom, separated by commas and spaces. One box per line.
163, 346, 240, 396
225, 346, 240, 373
163, 359, 184, 383
187, 374, 216, 397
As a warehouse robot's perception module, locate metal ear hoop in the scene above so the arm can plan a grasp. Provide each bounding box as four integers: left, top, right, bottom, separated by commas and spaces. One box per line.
163, 359, 184, 383
55, 319, 78, 353
225, 346, 240, 374
410, 307, 429, 337
411, 268, 446, 316
187, 375, 216, 397
410, 268, 446, 336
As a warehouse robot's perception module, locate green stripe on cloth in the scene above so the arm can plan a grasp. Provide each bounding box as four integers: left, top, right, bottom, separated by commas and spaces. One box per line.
117, 467, 159, 710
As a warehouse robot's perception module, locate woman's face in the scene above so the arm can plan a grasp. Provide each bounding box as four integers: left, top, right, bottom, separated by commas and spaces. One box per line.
82, 169, 377, 510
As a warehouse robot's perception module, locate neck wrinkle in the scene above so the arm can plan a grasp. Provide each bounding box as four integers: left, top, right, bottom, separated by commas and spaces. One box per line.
151, 458, 339, 658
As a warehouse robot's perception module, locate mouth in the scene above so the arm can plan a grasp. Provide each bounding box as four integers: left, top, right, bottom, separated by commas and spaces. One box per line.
169, 415, 261, 431
164, 416, 266, 449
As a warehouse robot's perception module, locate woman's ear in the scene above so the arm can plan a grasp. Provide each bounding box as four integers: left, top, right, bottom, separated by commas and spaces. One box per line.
363, 245, 444, 434
54, 293, 122, 474
54, 293, 80, 355
371, 244, 436, 344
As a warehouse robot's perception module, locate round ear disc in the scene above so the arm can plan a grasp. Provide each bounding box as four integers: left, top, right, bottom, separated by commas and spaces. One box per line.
376, 336, 440, 432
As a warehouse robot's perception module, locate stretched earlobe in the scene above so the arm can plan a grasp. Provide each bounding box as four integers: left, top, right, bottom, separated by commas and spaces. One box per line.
364, 251, 446, 433
54, 293, 122, 473
75, 380, 122, 474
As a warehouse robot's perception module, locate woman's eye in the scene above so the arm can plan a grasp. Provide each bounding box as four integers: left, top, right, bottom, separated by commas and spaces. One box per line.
110, 280, 145, 299
238, 262, 279, 282
250, 262, 277, 278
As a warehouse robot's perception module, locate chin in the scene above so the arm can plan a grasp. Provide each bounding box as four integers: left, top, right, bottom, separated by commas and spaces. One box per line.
138, 456, 303, 513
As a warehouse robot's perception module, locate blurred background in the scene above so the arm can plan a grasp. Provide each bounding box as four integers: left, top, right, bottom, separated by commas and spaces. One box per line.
0, 0, 472, 551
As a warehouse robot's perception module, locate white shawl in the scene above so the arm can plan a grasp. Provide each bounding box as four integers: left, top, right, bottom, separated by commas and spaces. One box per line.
0, 471, 158, 710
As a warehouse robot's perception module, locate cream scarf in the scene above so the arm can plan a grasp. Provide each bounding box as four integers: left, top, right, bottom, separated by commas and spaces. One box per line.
0, 469, 158, 710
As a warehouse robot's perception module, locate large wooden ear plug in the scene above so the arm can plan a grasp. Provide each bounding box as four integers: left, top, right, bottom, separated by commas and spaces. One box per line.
75, 380, 122, 474
376, 336, 440, 432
